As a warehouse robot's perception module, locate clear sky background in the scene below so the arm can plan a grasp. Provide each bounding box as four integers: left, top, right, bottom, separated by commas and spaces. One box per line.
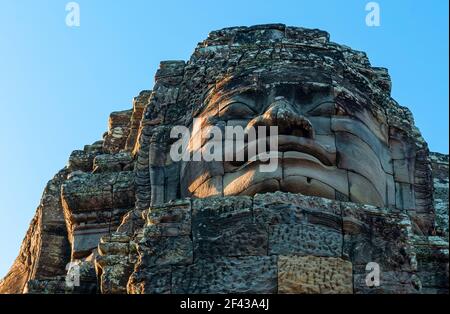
0, 0, 448, 278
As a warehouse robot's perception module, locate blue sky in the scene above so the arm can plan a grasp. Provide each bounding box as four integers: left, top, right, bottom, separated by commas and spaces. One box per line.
0, 0, 448, 278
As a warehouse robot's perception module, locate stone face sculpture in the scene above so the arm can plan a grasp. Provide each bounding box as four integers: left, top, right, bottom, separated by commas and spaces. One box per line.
182, 69, 393, 208
0, 24, 448, 294
139, 24, 434, 235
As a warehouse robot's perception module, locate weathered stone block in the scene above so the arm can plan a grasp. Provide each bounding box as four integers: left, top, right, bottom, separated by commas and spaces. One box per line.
193, 220, 267, 257
138, 236, 193, 267
68, 150, 95, 172
155, 60, 185, 79
393, 159, 414, 183
192, 196, 266, 257
413, 236, 449, 293
112, 172, 136, 209
146, 199, 191, 237
269, 224, 342, 257
98, 241, 129, 256
331, 117, 392, 174
342, 203, 414, 272
192, 196, 252, 217
127, 268, 172, 294
253, 192, 342, 231
336, 132, 387, 205
73, 229, 108, 259
93, 152, 133, 173
62, 172, 135, 212
278, 255, 353, 294
353, 268, 421, 294
395, 182, 415, 210
98, 262, 134, 294
172, 256, 277, 293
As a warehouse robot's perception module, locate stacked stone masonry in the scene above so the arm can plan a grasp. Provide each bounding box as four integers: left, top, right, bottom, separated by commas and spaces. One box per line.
0, 24, 448, 294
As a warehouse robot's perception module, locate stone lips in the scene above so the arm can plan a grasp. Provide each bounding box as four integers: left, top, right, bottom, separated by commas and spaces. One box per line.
0, 24, 448, 294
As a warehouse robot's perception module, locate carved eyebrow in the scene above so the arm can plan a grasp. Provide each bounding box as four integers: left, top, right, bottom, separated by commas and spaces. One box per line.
219, 101, 258, 114
306, 101, 336, 115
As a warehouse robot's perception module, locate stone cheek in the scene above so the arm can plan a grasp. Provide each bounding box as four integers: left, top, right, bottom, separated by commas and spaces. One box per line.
278, 256, 353, 294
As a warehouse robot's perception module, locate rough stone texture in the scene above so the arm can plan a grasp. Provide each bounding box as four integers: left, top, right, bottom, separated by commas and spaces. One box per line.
192, 196, 267, 257
430, 152, 449, 240
61, 171, 135, 259
412, 236, 449, 294
129, 24, 436, 236
127, 192, 447, 294
278, 255, 353, 294
95, 233, 134, 294
1, 87, 146, 293
0, 169, 71, 294
269, 224, 342, 257
171, 256, 278, 294
1, 24, 448, 294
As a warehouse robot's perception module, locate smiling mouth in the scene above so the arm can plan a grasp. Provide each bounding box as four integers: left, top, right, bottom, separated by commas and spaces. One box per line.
226, 135, 335, 171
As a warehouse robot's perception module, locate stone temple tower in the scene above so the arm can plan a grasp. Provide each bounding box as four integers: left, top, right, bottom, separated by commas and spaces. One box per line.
1, 24, 448, 294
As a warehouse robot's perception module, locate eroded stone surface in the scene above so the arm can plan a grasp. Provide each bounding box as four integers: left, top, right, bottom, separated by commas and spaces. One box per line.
278, 255, 353, 294
430, 152, 449, 239
269, 224, 342, 257
1, 24, 448, 295
172, 256, 278, 294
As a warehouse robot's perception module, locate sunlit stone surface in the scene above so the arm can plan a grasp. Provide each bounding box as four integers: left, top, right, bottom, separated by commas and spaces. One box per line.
1, 24, 448, 294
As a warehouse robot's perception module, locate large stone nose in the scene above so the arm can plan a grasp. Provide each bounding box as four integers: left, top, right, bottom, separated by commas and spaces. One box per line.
247, 97, 314, 138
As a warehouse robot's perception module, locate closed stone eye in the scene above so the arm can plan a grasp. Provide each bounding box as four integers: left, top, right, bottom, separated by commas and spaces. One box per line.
307, 102, 337, 116
219, 102, 257, 120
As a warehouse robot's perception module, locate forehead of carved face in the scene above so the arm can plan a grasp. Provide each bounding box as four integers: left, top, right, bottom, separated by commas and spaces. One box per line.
180, 71, 397, 208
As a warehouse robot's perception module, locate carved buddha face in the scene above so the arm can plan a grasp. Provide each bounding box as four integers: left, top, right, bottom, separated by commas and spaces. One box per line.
180, 69, 395, 208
